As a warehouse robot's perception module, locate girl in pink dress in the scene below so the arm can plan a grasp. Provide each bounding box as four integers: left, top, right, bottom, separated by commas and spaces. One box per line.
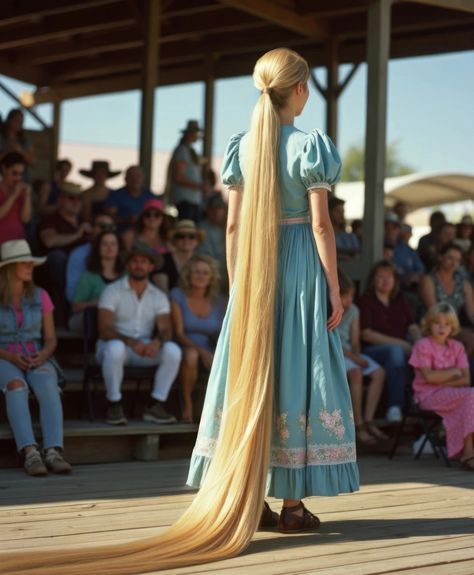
409, 303, 474, 470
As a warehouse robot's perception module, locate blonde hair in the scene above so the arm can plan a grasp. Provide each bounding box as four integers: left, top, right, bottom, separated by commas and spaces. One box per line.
2, 47, 310, 575
0, 264, 34, 306
179, 254, 221, 300
421, 303, 460, 337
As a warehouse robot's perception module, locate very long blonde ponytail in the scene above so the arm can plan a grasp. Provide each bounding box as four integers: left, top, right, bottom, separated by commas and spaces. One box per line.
1, 48, 310, 575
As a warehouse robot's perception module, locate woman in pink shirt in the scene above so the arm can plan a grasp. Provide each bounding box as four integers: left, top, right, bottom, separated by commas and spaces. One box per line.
0, 152, 32, 245
409, 303, 474, 469
0, 240, 71, 476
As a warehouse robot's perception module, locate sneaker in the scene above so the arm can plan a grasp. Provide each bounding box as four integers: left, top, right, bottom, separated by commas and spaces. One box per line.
106, 402, 128, 425
24, 448, 48, 477
386, 406, 403, 422
44, 447, 72, 474
143, 401, 177, 424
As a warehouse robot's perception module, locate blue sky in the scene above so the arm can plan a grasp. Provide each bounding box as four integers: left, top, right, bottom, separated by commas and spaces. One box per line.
1, 51, 473, 174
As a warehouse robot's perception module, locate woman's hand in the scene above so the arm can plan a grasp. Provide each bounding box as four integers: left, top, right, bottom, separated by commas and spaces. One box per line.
199, 348, 214, 370
327, 290, 344, 331
29, 350, 49, 368
10, 353, 32, 371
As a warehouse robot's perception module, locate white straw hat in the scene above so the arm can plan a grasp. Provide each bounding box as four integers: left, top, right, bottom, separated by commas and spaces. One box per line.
0, 240, 46, 268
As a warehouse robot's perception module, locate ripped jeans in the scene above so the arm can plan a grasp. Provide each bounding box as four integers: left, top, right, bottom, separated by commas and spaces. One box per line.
0, 359, 63, 452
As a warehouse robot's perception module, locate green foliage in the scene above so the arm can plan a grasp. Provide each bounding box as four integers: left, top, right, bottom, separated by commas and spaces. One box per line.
341, 141, 414, 181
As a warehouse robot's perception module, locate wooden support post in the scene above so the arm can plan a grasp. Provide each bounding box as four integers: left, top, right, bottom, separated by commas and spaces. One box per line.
203, 55, 215, 165
361, 0, 392, 284
50, 99, 61, 178
326, 38, 338, 145
139, 0, 160, 188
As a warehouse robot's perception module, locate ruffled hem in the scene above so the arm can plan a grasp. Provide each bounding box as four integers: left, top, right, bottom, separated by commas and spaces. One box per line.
187, 455, 359, 498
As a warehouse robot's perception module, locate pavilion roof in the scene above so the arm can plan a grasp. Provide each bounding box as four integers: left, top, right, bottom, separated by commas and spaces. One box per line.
1, 0, 473, 103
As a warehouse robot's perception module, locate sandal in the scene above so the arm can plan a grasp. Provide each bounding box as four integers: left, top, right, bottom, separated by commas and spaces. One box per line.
278, 501, 321, 533
365, 421, 390, 441
460, 456, 474, 471
258, 501, 279, 530
356, 423, 377, 445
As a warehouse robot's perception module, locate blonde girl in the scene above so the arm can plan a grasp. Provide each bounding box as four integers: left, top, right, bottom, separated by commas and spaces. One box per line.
409, 303, 474, 469
2, 47, 358, 574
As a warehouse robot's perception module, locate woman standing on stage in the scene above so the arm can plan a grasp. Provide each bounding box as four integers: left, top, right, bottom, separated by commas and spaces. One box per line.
3, 47, 359, 575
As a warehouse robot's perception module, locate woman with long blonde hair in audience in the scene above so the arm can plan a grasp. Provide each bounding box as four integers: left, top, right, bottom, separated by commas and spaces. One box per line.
2, 47, 358, 575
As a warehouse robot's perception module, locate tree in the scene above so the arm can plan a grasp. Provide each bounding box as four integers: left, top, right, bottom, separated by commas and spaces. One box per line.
341, 141, 414, 182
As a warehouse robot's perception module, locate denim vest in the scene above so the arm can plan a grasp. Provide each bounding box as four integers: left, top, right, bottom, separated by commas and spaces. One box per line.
0, 288, 43, 352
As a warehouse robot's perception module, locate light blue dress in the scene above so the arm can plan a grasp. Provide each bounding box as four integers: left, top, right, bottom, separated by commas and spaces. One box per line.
187, 126, 359, 499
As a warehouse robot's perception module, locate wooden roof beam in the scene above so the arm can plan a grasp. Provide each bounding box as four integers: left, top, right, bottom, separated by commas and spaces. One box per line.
219, 0, 329, 39
0, 4, 135, 51
296, 0, 369, 17
397, 0, 474, 14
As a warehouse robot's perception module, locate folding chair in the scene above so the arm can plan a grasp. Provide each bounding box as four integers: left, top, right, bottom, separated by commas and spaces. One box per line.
389, 384, 450, 466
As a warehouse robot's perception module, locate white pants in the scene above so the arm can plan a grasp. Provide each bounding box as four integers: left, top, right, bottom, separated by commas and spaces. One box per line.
96, 340, 182, 403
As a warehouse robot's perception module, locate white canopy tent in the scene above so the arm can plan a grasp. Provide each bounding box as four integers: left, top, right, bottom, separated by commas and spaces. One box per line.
336, 173, 474, 221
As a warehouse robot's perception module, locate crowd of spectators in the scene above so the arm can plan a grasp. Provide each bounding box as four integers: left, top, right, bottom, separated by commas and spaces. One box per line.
0, 113, 230, 475
1, 106, 472, 474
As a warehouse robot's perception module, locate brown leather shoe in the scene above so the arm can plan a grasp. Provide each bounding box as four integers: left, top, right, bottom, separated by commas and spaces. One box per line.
278, 501, 321, 533
258, 501, 279, 530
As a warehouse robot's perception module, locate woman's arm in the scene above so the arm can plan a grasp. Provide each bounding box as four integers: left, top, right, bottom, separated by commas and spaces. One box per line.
226, 188, 243, 287
419, 366, 469, 386
308, 189, 343, 330
20, 184, 32, 223
30, 311, 57, 367
418, 274, 436, 308
171, 300, 201, 349
463, 280, 474, 324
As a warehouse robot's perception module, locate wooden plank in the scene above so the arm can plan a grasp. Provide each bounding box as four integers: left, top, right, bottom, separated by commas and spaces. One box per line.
220, 0, 329, 39
401, 0, 474, 14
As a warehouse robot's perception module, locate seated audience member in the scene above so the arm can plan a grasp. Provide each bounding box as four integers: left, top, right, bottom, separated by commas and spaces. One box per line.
337, 273, 387, 444
394, 223, 425, 290
418, 210, 446, 271
80, 160, 120, 222
328, 196, 360, 259
359, 260, 422, 422
170, 255, 226, 422
409, 303, 474, 469
196, 192, 227, 291
104, 165, 155, 234
0, 152, 32, 245
154, 219, 205, 292
37, 159, 72, 216
65, 212, 115, 303
122, 198, 168, 255
351, 218, 363, 246
96, 242, 181, 426
38, 182, 91, 325
419, 243, 474, 357
383, 242, 395, 262
0, 240, 71, 476
69, 230, 124, 333
454, 215, 473, 254
0, 109, 36, 172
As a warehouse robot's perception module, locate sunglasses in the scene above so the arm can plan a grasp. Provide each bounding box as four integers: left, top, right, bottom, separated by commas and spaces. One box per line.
96, 223, 116, 231
144, 210, 162, 218
175, 233, 197, 240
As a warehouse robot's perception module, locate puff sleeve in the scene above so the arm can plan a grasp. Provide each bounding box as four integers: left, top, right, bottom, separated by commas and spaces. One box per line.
221, 132, 245, 191
300, 129, 342, 193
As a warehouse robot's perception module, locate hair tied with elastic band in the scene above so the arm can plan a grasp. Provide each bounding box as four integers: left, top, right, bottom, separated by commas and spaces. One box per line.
262, 87, 271, 95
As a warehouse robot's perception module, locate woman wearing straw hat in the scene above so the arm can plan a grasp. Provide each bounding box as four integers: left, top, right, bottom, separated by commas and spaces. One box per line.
0, 240, 71, 476
80, 160, 121, 222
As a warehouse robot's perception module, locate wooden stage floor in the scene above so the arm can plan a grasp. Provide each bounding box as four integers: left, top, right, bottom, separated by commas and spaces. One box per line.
1, 455, 473, 574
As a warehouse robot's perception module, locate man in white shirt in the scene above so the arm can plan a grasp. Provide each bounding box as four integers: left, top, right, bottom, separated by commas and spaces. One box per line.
96, 242, 182, 425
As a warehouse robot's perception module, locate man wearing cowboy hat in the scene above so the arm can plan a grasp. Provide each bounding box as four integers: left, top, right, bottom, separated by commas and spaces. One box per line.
166, 119, 211, 223
96, 242, 182, 425
38, 182, 92, 326
104, 165, 155, 234
79, 160, 120, 222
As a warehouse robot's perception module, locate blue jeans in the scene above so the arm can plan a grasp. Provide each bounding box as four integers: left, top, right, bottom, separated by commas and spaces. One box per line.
0, 359, 63, 452
363, 344, 412, 409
